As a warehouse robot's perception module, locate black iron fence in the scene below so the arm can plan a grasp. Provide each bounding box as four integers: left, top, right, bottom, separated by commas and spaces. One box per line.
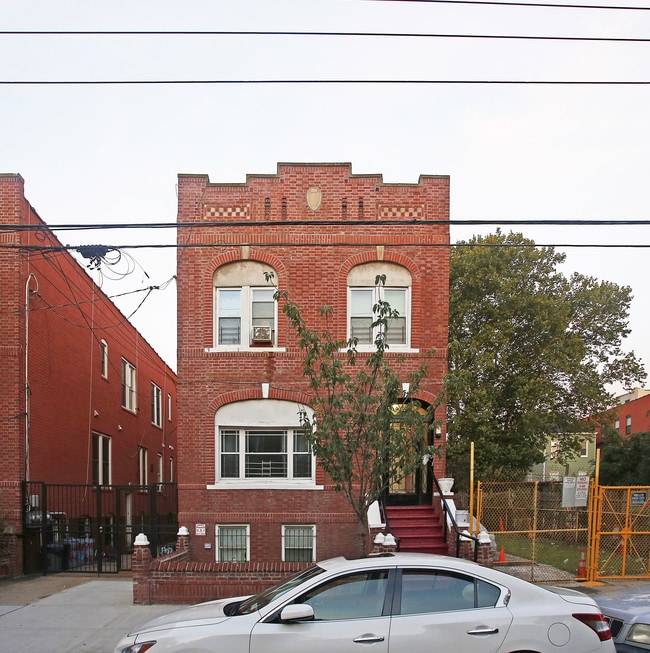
22, 482, 178, 575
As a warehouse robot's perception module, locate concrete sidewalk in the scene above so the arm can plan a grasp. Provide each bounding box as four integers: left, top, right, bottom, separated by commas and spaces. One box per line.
0, 574, 182, 653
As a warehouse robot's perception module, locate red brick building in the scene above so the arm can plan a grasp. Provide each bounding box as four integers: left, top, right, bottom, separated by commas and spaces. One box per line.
176, 163, 450, 566
0, 174, 177, 577
597, 388, 650, 443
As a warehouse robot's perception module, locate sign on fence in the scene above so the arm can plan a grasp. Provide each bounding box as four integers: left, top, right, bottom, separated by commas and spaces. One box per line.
562, 476, 589, 507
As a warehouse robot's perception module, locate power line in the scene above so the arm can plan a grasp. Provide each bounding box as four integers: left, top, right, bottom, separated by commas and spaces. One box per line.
363, 0, 650, 10
3, 78, 650, 86
2, 29, 650, 43
4, 241, 650, 252
2, 218, 650, 233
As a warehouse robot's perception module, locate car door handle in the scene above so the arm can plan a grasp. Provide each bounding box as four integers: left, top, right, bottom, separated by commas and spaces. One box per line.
467, 626, 500, 636
353, 634, 386, 643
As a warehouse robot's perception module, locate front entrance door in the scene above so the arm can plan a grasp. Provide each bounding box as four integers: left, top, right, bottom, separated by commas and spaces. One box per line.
387, 458, 432, 505
386, 402, 433, 506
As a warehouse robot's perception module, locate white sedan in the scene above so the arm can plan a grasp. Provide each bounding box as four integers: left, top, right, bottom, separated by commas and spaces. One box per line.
114, 552, 614, 653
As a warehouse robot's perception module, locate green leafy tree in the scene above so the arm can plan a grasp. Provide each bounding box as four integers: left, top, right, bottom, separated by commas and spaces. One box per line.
599, 430, 650, 485
446, 230, 645, 484
272, 274, 439, 554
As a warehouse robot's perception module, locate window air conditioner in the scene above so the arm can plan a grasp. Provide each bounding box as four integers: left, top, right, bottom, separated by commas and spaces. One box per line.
252, 326, 272, 343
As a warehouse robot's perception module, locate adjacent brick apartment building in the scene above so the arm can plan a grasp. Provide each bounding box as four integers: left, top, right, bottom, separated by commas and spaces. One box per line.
0, 174, 178, 577
176, 163, 450, 566
597, 388, 650, 443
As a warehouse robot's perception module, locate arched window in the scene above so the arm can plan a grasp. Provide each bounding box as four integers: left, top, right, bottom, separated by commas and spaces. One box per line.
213, 262, 278, 349
100, 339, 108, 378
347, 262, 412, 349
212, 399, 317, 489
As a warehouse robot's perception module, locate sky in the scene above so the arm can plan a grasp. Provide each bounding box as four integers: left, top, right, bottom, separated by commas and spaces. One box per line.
2, 0, 649, 391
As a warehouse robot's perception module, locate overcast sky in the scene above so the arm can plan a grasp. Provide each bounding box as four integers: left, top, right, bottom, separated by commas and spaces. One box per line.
2, 0, 649, 393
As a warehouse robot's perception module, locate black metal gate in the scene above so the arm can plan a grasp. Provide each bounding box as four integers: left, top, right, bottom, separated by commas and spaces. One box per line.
22, 482, 178, 575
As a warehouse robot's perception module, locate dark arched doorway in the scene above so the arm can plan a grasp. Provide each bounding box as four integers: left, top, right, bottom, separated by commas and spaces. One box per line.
385, 399, 434, 506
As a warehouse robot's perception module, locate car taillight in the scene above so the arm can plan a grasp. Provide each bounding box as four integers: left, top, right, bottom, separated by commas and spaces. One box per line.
573, 613, 612, 641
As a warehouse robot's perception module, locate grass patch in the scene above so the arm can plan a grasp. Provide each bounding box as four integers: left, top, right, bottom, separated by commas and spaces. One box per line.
496, 534, 585, 573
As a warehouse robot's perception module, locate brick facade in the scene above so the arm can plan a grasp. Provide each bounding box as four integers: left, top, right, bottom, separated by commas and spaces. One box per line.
0, 174, 177, 578
176, 163, 450, 570
596, 389, 650, 444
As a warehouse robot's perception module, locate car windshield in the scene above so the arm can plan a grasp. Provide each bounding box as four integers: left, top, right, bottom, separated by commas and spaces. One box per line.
236, 564, 326, 615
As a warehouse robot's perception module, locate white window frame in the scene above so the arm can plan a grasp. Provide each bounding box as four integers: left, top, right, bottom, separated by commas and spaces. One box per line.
138, 446, 148, 485
218, 427, 313, 481
214, 286, 278, 350
167, 393, 173, 421
211, 399, 320, 490
579, 439, 589, 458
151, 382, 162, 427
216, 524, 250, 562
626, 415, 632, 435
347, 285, 411, 350
121, 358, 137, 412
92, 433, 112, 486
157, 452, 164, 485
282, 525, 316, 562
100, 339, 108, 378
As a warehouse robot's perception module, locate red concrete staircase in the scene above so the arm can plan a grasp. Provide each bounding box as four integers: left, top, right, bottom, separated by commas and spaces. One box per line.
384, 505, 449, 555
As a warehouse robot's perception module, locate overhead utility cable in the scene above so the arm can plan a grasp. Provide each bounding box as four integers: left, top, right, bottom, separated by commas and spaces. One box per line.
2, 218, 650, 233
4, 241, 650, 252
364, 0, 650, 11
3, 78, 650, 86
2, 30, 650, 43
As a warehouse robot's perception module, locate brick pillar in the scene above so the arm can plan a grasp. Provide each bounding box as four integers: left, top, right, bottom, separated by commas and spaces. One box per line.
476, 532, 495, 567
458, 531, 494, 567
370, 532, 398, 555
176, 525, 190, 552
132, 533, 153, 605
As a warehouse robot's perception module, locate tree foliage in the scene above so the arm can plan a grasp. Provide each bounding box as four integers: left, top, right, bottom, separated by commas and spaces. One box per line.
446, 230, 646, 483
272, 274, 439, 553
599, 430, 650, 485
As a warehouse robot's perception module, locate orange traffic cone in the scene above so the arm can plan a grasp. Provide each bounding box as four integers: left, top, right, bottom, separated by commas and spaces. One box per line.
576, 547, 587, 580
498, 546, 506, 563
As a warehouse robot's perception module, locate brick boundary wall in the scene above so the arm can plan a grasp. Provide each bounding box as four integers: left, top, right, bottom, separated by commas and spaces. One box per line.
133, 530, 311, 605
0, 532, 19, 579
133, 525, 493, 605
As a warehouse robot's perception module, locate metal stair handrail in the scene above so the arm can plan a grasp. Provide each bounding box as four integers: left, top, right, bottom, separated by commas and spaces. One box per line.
432, 474, 480, 562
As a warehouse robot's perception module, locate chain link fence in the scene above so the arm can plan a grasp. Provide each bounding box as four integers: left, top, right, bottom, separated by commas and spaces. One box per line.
477, 481, 589, 583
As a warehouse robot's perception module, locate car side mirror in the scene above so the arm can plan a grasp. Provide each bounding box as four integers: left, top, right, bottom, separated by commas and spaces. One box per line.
280, 604, 315, 622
